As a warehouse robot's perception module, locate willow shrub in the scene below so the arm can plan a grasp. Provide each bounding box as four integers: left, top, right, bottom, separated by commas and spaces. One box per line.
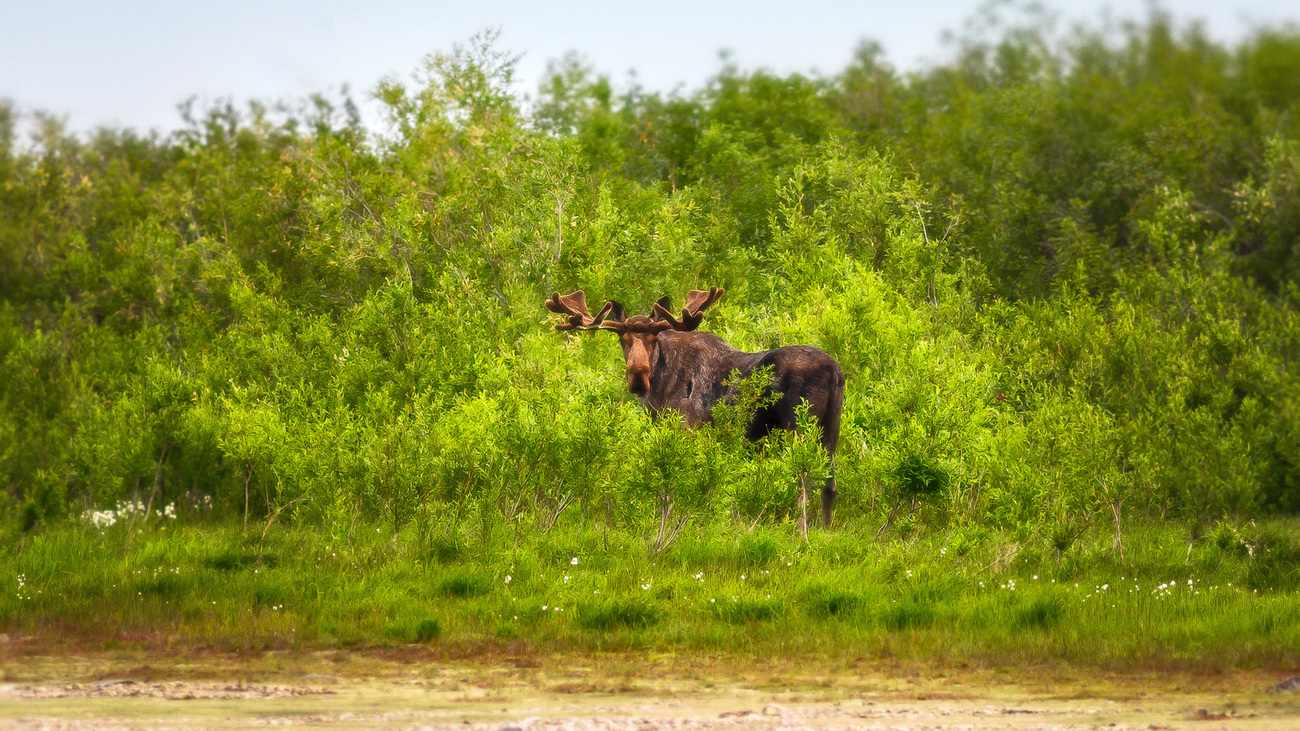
2, 28, 1299, 546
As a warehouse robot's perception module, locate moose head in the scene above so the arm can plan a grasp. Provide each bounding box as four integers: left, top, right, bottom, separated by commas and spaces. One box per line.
545, 287, 724, 399
545, 287, 845, 528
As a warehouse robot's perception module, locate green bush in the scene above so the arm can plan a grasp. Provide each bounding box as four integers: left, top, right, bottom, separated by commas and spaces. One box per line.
414, 618, 443, 643
2, 9, 1300, 545
1014, 597, 1064, 630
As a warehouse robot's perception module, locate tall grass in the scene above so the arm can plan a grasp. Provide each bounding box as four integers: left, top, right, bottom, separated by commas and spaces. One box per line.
3, 515, 1297, 668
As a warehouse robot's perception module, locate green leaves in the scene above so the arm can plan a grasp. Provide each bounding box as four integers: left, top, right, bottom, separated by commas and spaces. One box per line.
5, 16, 1300, 539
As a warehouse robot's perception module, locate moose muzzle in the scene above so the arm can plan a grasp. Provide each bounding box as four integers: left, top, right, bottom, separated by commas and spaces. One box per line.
625, 338, 652, 397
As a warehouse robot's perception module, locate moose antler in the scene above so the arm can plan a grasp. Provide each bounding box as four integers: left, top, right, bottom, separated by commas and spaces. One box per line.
544, 290, 620, 331
652, 287, 725, 331
547, 288, 723, 333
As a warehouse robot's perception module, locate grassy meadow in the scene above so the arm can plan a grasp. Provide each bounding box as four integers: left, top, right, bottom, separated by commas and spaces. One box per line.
4, 11, 1300, 668
4, 512, 1299, 669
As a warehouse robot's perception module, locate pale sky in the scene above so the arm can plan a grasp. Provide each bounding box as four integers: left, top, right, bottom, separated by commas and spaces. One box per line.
1, 0, 1297, 136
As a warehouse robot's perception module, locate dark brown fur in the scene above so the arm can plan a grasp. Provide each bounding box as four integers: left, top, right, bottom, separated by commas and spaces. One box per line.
545, 289, 845, 526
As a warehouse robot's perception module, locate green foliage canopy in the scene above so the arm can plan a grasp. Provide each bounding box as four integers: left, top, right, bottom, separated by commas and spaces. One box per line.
4, 13, 1300, 541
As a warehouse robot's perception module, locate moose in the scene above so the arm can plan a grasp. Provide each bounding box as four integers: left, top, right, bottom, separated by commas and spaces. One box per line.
544, 287, 845, 527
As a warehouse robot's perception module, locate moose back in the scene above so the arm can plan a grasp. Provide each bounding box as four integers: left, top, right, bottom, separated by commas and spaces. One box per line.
545, 287, 845, 526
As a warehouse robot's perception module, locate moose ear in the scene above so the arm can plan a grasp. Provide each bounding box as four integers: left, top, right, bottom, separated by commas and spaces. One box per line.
598, 300, 627, 332
652, 300, 681, 329
654, 295, 672, 319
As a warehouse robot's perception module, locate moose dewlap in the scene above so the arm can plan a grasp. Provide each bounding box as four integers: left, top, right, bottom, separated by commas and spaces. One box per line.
544, 288, 845, 527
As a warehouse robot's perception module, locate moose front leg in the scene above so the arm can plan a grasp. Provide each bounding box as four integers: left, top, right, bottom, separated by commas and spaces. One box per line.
820, 472, 837, 527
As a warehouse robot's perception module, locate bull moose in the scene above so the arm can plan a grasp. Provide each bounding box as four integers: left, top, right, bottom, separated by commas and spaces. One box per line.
544, 287, 845, 527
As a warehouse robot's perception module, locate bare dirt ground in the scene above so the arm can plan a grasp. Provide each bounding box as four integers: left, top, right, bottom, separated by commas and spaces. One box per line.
1, 644, 1297, 730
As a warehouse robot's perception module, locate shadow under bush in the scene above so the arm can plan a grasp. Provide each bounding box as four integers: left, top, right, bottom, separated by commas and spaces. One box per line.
711, 596, 785, 624
436, 570, 491, 599
799, 579, 862, 619
577, 599, 661, 630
